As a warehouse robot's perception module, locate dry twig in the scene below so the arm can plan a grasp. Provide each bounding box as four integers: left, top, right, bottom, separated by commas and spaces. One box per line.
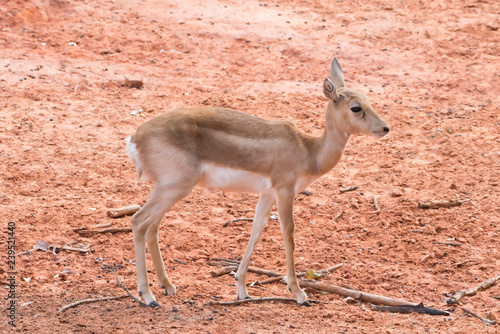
433, 241, 462, 247
315, 263, 344, 275
58, 244, 92, 252
106, 204, 141, 218
206, 260, 230, 267
73, 223, 114, 232
298, 280, 448, 315
372, 197, 380, 211
15, 250, 32, 256
333, 210, 344, 221
446, 274, 500, 304
371, 302, 449, 316
213, 297, 321, 306
455, 259, 477, 268
223, 218, 253, 227
420, 254, 430, 262
211, 266, 238, 277
340, 185, 357, 193
249, 276, 284, 286
173, 258, 187, 265
208, 258, 281, 276
76, 227, 133, 235
116, 276, 147, 307
211, 264, 284, 278
418, 199, 470, 209
462, 307, 498, 325
248, 266, 283, 277
59, 295, 128, 312
210, 257, 240, 264
299, 280, 416, 307
297, 264, 344, 278
94, 222, 113, 229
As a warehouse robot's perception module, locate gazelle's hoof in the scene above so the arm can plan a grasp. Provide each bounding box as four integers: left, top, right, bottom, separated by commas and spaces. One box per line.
300, 300, 311, 307
162, 284, 178, 296
236, 287, 251, 300
236, 294, 251, 300
148, 301, 160, 307
140, 290, 159, 306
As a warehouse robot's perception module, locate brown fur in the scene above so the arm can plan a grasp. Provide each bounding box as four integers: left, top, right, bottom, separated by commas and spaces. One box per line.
132, 107, 322, 188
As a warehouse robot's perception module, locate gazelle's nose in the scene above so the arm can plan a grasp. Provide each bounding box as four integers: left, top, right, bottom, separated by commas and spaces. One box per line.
383, 126, 390, 134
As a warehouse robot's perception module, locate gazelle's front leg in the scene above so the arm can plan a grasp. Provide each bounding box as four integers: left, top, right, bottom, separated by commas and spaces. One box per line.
276, 189, 309, 306
234, 194, 275, 300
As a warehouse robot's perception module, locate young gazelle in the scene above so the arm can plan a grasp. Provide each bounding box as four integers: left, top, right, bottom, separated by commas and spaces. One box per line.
126, 58, 390, 307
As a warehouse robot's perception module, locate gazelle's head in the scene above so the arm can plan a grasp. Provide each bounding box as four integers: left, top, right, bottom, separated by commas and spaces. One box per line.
323, 58, 390, 138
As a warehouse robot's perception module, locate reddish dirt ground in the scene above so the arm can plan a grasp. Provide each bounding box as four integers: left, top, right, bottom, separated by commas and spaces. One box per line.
1, 0, 499, 333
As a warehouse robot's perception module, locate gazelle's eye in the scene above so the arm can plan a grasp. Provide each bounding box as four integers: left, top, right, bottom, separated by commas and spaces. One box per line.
351, 106, 362, 113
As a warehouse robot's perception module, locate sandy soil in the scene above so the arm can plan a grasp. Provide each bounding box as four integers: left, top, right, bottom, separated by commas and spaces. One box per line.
1, 0, 499, 332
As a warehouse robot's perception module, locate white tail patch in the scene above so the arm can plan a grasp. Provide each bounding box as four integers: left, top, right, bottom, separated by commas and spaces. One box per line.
126, 136, 148, 182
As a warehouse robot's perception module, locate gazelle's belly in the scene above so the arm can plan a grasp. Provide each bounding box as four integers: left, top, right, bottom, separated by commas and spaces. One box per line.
198, 163, 274, 194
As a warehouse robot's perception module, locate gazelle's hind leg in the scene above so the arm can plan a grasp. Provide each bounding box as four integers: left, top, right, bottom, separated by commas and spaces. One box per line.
147, 220, 176, 296
131, 182, 195, 306
234, 194, 275, 300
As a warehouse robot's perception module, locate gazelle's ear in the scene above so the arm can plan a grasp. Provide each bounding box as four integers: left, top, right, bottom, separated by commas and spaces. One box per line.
330, 58, 345, 89
323, 78, 338, 101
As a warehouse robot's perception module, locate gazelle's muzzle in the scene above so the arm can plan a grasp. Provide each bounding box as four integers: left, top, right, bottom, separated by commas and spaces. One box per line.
371, 123, 390, 138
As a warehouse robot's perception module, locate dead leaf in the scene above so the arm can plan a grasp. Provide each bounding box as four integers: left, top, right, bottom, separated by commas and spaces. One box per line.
304, 269, 324, 280
61, 269, 78, 275
33, 240, 50, 252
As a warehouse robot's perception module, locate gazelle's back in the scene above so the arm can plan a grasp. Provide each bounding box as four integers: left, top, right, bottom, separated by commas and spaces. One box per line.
131, 107, 315, 179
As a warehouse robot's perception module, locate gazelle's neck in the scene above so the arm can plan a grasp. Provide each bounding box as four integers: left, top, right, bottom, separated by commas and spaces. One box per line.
314, 101, 350, 175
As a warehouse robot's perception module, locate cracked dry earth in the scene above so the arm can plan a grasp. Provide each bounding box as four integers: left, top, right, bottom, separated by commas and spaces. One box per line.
1, 0, 499, 333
